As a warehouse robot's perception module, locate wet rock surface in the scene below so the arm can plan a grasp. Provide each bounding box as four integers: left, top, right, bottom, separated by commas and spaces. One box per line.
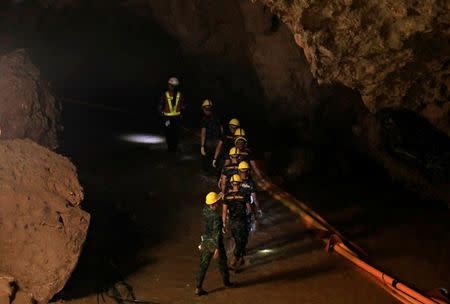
0, 49, 61, 149
0, 139, 89, 303
258, 0, 450, 136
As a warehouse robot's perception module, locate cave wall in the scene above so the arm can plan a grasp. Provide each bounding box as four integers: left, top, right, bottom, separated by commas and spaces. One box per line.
2, 0, 448, 201
0, 49, 61, 149
254, 0, 450, 201
127, 0, 348, 150
256, 0, 450, 136
1, 0, 333, 144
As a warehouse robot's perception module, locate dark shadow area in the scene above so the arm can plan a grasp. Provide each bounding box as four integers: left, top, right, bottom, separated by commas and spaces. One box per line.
378, 108, 450, 182
54, 103, 181, 300
212, 262, 336, 292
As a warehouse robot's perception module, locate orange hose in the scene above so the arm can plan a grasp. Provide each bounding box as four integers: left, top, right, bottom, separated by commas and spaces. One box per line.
254, 170, 445, 304
334, 243, 438, 304
182, 131, 445, 304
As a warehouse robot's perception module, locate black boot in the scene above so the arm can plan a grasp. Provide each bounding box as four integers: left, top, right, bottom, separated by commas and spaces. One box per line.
224, 281, 237, 288
195, 287, 208, 296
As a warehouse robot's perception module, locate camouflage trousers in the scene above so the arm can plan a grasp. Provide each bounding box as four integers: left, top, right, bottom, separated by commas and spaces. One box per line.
230, 219, 249, 259
195, 236, 229, 288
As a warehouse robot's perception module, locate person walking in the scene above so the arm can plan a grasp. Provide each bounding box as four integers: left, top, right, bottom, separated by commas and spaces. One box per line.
195, 192, 234, 296
218, 147, 240, 193
200, 99, 222, 173
158, 77, 185, 152
233, 128, 263, 180
222, 174, 252, 270
238, 161, 263, 231
212, 118, 240, 169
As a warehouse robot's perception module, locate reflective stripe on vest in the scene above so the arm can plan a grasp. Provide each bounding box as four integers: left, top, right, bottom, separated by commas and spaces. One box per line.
163, 91, 181, 116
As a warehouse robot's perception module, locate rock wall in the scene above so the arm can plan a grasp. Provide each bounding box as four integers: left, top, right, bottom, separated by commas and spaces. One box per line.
0, 139, 89, 303
2, 0, 448, 200
257, 0, 450, 136
239, 1, 323, 126
0, 49, 61, 149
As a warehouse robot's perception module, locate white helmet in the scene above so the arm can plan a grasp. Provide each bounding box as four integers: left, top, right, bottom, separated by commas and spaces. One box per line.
168, 77, 179, 86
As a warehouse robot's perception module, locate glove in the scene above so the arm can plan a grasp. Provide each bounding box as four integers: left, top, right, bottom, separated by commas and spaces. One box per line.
201, 146, 206, 156
165, 120, 170, 127
212, 159, 217, 168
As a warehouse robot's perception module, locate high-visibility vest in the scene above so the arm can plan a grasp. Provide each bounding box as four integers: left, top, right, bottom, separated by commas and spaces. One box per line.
163, 91, 182, 117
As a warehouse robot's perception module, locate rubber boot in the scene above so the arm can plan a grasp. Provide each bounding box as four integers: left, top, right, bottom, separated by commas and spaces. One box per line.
195, 288, 208, 296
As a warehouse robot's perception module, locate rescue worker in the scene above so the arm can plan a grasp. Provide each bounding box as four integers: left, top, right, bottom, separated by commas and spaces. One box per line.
218, 147, 240, 193
238, 161, 263, 232
200, 99, 223, 172
233, 129, 264, 180
222, 128, 246, 167
222, 174, 252, 269
212, 118, 240, 169
238, 161, 262, 217
195, 192, 234, 296
158, 77, 185, 152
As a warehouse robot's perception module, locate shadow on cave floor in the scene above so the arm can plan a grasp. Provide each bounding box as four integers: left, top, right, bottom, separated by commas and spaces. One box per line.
54, 102, 189, 300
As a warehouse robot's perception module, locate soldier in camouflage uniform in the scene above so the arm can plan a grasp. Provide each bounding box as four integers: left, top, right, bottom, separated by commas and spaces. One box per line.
222, 174, 252, 269
195, 192, 233, 296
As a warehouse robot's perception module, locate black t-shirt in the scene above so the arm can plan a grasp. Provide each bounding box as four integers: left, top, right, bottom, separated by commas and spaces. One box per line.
238, 147, 254, 162
223, 190, 249, 221
201, 115, 222, 142
221, 131, 235, 155
241, 177, 256, 196
222, 163, 238, 178
221, 164, 238, 191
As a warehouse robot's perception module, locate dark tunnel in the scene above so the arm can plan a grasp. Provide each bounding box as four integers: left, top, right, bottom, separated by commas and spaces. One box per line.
0, 1, 449, 303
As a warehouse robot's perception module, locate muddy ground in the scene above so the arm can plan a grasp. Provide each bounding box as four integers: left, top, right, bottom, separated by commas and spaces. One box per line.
54, 102, 448, 304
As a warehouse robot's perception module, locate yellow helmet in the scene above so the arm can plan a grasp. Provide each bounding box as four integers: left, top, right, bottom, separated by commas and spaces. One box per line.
238, 161, 250, 171
202, 99, 213, 108
229, 147, 240, 156
205, 192, 221, 205
230, 174, 242, 183
233, 128, 246, 137
229, 118, 240, 127
234, 136, 247, 145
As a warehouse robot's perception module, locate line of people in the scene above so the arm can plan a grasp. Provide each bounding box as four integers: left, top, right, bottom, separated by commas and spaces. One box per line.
157, 77, 264, 296
195, 98, 264, 296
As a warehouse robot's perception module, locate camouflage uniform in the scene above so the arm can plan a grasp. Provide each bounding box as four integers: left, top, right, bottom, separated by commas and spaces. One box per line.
223, 190, 250, 260
195, 206, 230, 289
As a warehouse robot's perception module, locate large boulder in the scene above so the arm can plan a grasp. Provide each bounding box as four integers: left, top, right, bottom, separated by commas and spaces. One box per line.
0, 49, 61, 149
0, 139, 89, 303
